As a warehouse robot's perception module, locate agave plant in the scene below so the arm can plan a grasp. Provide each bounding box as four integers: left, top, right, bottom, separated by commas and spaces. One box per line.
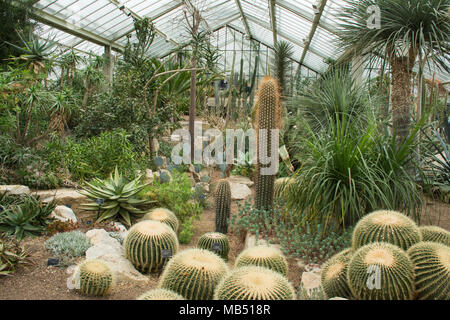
80, 167, 154, 227
0, 235, 29, 276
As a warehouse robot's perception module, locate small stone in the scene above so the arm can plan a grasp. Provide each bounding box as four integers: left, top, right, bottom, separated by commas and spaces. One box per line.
50, 205, 77, 223
0, 185, 30, 196
301, 271, 322, 298
145, 169, 154, 183
229, 175, 254, 187
328, 297, 348, 300
230, 182, 252, 200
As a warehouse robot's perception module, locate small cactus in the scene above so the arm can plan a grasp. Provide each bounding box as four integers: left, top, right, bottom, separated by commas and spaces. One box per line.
407, 241, 450, 300
159, 248, 229, 300
235, 245, 289, 276
419, 226, 450, 246
215, 179, 231, 234
197, 232, 230, 261
137, 288, 185, 300
124, 220, 179, 273
352, 210, 422, 251
143, 207, 179, 233
347, 242, 415, 300
321, 248, 353, 299
214, 266, 296, 300
78, 259, 114, 296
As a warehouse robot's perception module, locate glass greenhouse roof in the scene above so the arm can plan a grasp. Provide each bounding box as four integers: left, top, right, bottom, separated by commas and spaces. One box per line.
28, 0, 449, 82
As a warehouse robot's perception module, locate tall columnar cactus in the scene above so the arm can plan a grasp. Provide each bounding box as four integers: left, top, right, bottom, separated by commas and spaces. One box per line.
419, 226, 450, 246
78, 259, 114, 296
159, 248, 229, 300
215, 179, 231, 234
197, 232, 230, 261
235, 245, 289, 276
124, 220, 179, 273
214, 266, 295, 300
254, 76, 281, 210
407, 241, 450, 300
137, 288, 185, 300
352, 210, 422, 251
347, 242, 415, 300
321, 248, 354, 299
143, 207, 179, 233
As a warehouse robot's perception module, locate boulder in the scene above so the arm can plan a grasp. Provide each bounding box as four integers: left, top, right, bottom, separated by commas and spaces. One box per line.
0, 185, 30, 196
229, 175, 254, 187
33, 188, 87, 207
50, 206, 77, 223
230, 182, 252, 200
300, 271, 323, 299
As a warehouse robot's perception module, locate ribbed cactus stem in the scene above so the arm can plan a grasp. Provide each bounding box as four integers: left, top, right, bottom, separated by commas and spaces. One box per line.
321, 248, 353, 299
79, 259, 114, 296
419, 226, 450, 246
255, 76, 281, 210
143, 207, 179, 233
137, 288, 185, 300
197, 232, 230, 261
215, 179, 231, 234
235, 245, 289, 276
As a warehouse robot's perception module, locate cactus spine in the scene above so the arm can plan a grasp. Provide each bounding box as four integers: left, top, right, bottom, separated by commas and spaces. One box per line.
214, 266, 295, 300
347, 242, 415, 300
159, 248, 229, 300
78, 259, 114, 296
254, 76, 281, 210
235, 245, 289, 276
137, 288, 185, 300
419, 226, 450, 246
143, 207, 179, 233
215, 179, 231, 234
352, 210, 422, 251
407, 241, 450, 300
197, 232, 230, 261
124, 220, 179, 273
321, 248, 353, 299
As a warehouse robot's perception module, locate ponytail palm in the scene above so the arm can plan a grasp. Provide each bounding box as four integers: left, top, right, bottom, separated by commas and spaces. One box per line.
337, 0, 450, 141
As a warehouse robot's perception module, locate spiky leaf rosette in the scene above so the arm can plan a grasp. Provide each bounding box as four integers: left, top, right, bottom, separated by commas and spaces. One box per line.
272, 40, 294, 98
235, 245, 289, 276
143, 207, 179, 233
255, 76, 281, 211
215, 179, 231, 234
321, 248, 354, 299
137, 288, 185, 300
159, 248, 229, 300
214, 266, 295, 300
352, 210, 421, 251
80, 166, 154, 227
419, 226, 450, 246
78, 259, 114, 296
273, 177, 293, 203
197, 232, 230, 261
347, 242, 415, 300
124, 220, 178, 273
407, 242, 450, 300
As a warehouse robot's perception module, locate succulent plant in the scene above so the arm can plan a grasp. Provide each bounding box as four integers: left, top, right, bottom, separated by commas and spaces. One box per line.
407, 241, 450, 300
419, 226, 450, 246
215, 179, 231, 234
124, 220, 179, 273
143, 207, 179, 233
80, 167, 154, 227
254, 76, 281, 211
352, 210, 422, 251
159, 169, 172, 183
78, 259, 114, 296
159, 248, 229, 300
137, 288, 185, 300
347, 242, 415, 300
235, 245, 289, 276
214, 266, 295, 300
197, 232, 230, 261
321, 248, 353, 299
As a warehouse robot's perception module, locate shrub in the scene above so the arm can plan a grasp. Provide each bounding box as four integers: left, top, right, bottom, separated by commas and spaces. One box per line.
44, 230, 91, 262
178, 217, 195, 244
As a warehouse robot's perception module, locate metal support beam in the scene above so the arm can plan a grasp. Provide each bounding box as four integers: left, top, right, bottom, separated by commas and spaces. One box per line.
234, 0, 252, 39
269, 0, 277, 45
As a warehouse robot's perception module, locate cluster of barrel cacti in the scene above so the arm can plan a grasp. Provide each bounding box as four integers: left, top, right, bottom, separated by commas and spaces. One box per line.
320, 209, 450, 300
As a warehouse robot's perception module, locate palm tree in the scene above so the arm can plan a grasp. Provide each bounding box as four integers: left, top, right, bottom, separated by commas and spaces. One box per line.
337, 0, 450, 142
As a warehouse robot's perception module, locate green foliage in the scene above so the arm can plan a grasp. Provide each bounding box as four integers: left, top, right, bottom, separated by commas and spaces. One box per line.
0, 235, 29, 276
321, 248, 354, 299
347, 242, 415, 300
137, 288, 185, 300
232, 201, 353, 264
80, 167, 153, 227
235, 246, 289, 276
214, 266, 296, 300
78, 259, 114, 296
215, 179, 231, 234
178, 217, 195, 244
407, 241, 450, 300
197, 232, 230, 261
419, 226, 450, 246
159, 248, 229, 300
44, 231, 91, 265
124, 220, 179, 273
231, 151, 255, 179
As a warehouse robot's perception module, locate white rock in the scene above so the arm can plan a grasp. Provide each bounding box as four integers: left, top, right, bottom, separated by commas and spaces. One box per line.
304, 263, 322, 275
301, 271, 323, 298
33, 188, 87, 205
328, 297, 348, 300
0, 185, 30, 196
230, 182, 252, 200
229, 175, 254, 187
244, 233, 281, 251
145, 169, 154, 183
50, 206, 77, 223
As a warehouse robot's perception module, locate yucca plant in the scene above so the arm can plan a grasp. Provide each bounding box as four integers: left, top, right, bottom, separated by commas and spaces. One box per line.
80, 167, 154, 227
272, 40, 294, 98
